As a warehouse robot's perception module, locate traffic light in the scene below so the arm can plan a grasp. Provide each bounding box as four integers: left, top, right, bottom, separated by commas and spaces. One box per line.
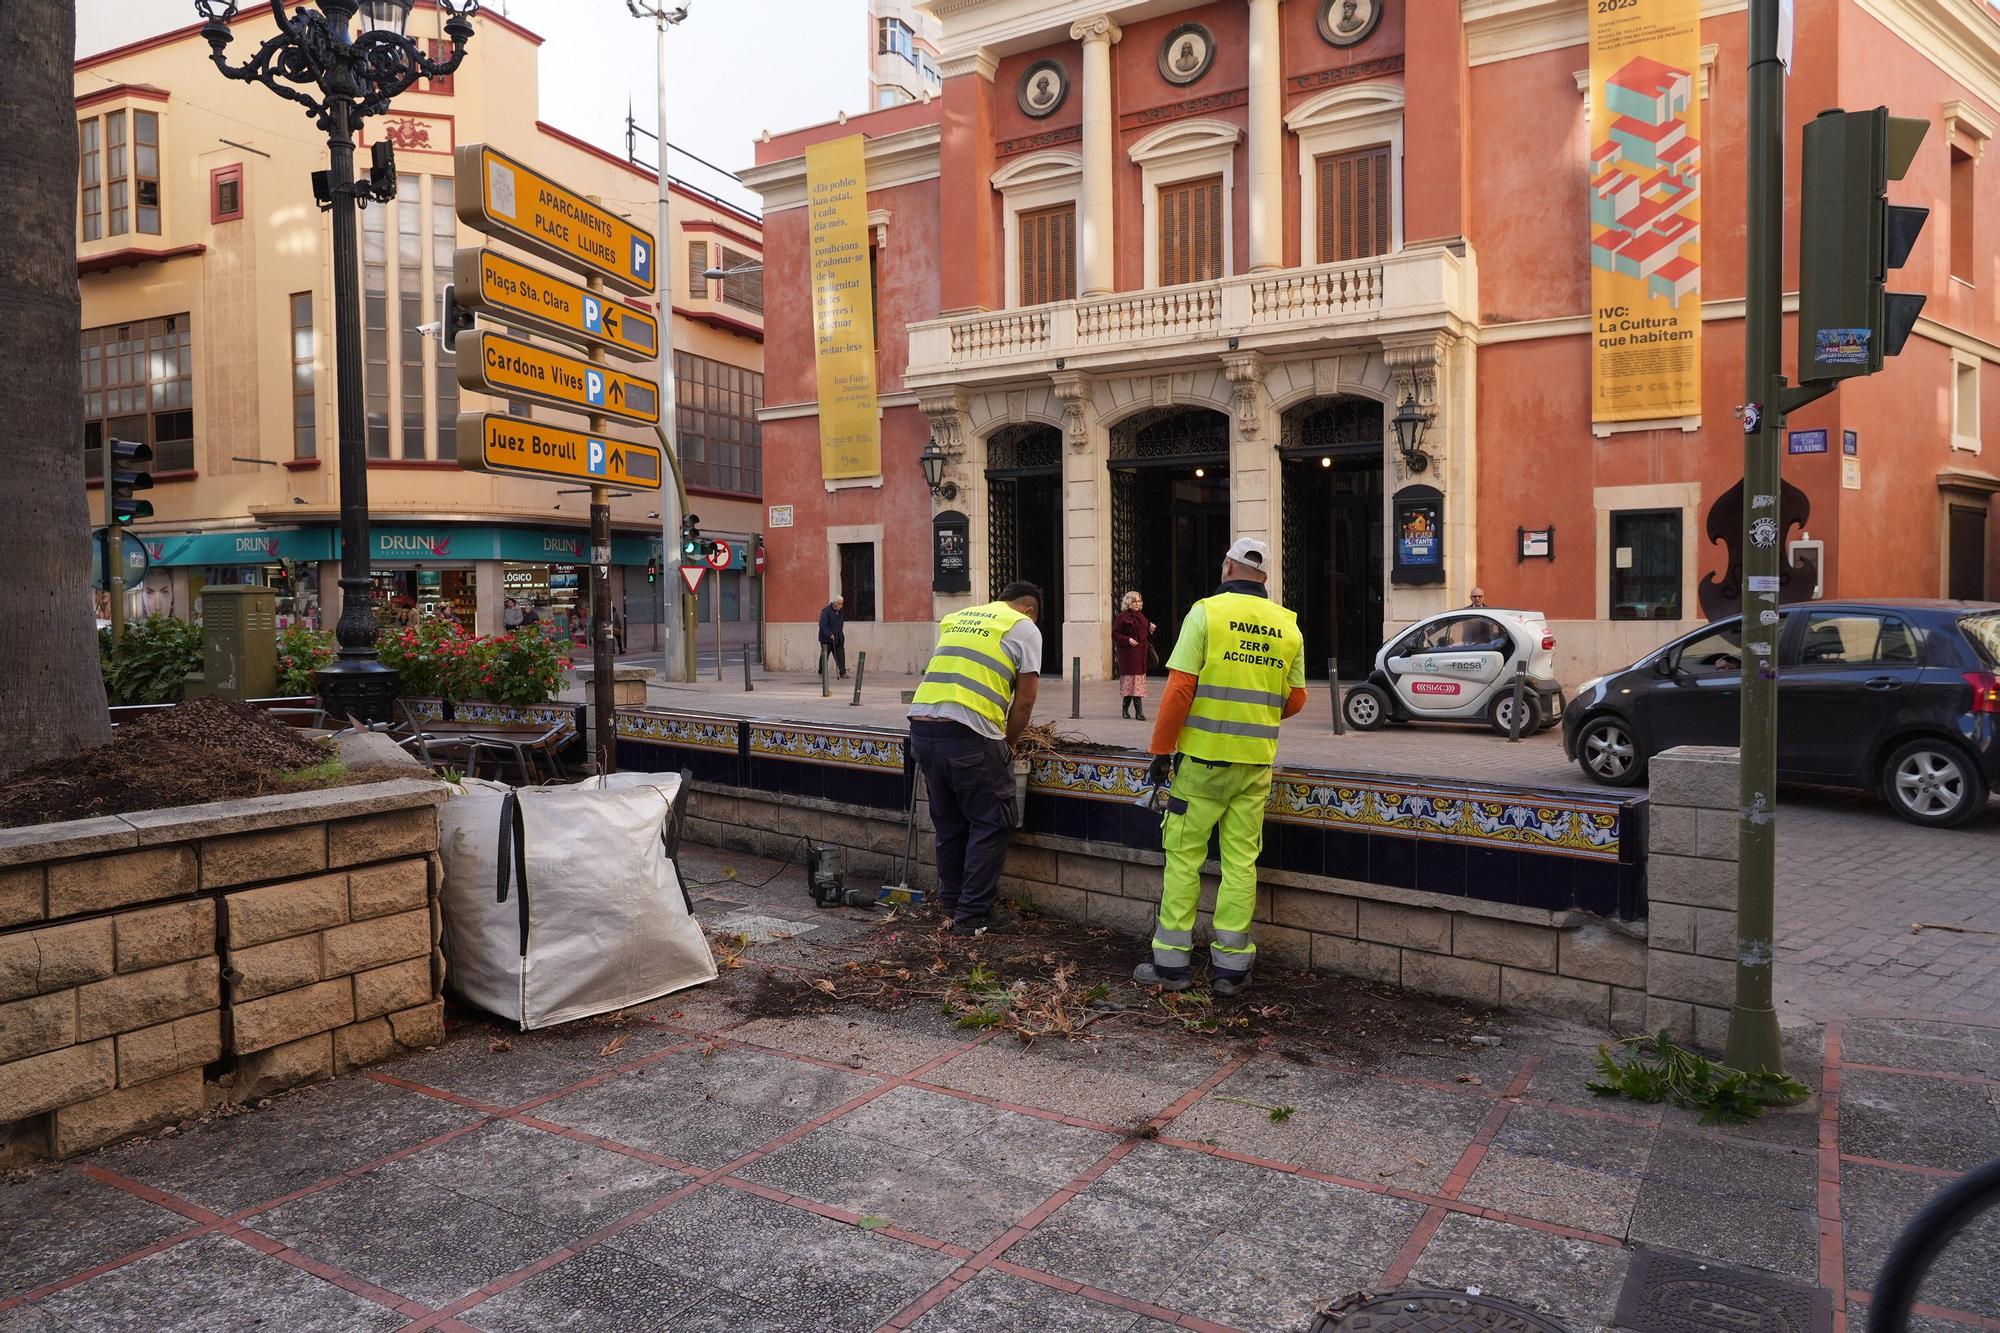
1798, 107, 1930, 383
645, 556, 659, 584
108, 439, 154, 526
680, 513, 704, 562
440, 283, 475, 348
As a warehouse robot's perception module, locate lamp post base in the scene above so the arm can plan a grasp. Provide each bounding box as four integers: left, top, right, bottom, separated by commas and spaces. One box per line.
315, 659, 401, 727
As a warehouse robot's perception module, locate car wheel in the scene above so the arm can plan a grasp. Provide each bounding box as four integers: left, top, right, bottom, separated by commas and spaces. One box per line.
1882, 739, 1989, 828
1487, 689, 1543, 738
1575, 716, 1645, 786
1343, 685, 1389, 731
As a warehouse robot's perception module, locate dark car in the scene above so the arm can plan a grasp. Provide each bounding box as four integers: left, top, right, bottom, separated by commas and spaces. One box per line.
1563, 600, 2000, 827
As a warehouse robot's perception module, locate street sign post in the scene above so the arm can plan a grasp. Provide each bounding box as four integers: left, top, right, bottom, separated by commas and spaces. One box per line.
91, 528, 152, 591
453, 247, 659, 362
454, 144, 657, 295
457, 412, 663, 490
456, 329, 660, 425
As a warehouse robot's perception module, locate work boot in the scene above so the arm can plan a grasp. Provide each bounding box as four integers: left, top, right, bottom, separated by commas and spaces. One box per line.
1132, 962, 1192, 992
950, 909, 1018, 937
1211, 970, 1252, 998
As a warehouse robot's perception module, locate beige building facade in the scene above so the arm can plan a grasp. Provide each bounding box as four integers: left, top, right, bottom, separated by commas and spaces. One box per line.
75, 5, 765, 647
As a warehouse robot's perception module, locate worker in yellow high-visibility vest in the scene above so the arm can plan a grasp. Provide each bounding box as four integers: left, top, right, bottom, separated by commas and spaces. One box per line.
1135, 539, 1306, 996
908, 581, 1044, 936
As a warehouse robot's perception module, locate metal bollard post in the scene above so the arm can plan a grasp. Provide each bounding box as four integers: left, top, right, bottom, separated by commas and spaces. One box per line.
1507, 661, 1529, 742
743, 645, 754, 692
1328, 658, 1345, 735
849, 652, 867, 706
1070, 657, 1081, 719
821, 652, 831, 699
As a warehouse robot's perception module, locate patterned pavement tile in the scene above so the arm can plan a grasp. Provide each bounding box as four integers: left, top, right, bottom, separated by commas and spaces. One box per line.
386, 1119, 688, 1237
458, 1247, 706, 1333
1410, 1213, 1632, 1329
0, 1167, 193, 1300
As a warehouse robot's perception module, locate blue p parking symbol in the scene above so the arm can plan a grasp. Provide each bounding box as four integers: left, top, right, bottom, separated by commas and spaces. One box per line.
583, 296, 603, 334
585, 370, 605, 405
587, 439, 607, 476
630, 238, 651, 284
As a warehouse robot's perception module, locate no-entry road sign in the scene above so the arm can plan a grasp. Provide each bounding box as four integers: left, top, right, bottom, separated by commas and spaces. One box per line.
457, 412, 663, 490
457, 330, 660, 425
456, 144, 657, 295
454, 248, 659, 362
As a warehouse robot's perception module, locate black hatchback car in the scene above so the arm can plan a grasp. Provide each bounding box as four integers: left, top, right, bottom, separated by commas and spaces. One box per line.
1562, 600, 2000, 827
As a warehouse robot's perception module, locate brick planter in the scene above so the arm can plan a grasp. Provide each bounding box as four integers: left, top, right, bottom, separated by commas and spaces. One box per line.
0, 778, 448, 1163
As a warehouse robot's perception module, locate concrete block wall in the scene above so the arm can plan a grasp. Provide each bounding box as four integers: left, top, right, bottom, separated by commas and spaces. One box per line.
690, 784, 1651, 1031
0, 782, 446, 1163
1642, 746, 1741, 1052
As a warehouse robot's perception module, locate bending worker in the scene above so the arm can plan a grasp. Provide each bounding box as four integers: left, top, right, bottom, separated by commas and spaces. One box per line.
1135, 539, 1305, 996
908, 582, 1044, 936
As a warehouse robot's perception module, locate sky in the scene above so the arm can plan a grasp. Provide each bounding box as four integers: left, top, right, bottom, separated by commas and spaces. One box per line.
75, 0, 868, 215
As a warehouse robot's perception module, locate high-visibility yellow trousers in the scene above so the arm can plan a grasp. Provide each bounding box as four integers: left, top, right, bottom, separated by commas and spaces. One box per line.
1150, 757, 1271, 979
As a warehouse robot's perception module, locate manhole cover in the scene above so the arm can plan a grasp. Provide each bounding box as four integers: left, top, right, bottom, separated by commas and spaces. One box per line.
1312, 1289, 1570, 1333
712, 910, 818, 944
1614, 1248, 1832, 1333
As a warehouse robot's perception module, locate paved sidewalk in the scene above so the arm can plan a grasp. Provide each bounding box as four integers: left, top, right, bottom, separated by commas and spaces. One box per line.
4, 847, 1997, 1332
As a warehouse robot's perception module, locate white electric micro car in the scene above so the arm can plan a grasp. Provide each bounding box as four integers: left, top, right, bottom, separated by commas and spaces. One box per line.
1341, 608, 1565, 736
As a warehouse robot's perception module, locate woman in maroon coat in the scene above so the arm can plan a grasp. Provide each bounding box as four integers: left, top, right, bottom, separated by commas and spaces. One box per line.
1112, 590, 1157, 720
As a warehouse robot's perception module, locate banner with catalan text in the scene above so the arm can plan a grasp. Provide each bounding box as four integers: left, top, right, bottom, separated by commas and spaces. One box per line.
1589, 0, 1703, 423
806, 136, 881, 480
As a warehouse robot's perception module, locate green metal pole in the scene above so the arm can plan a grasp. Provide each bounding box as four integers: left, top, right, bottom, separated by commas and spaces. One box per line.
1730, 0, 1785, 1074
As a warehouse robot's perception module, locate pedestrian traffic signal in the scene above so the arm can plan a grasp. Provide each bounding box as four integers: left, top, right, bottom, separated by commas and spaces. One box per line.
1798, 107, 1930, 383
108, 439, 154, 526
440, 282, 475, 347
645, 556, 659, 584
680, 513, 705, 562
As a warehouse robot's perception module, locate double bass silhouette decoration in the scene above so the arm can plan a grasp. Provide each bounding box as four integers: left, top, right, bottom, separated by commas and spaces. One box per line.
1697, 477, 1814, 621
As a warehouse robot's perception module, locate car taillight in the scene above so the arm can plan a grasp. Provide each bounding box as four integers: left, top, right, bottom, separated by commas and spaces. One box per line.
1967, 671, 2000, 715
1541, 634, 1557, 652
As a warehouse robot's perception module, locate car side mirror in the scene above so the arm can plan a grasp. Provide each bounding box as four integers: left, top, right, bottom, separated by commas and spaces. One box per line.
1652, 655, 1676, 679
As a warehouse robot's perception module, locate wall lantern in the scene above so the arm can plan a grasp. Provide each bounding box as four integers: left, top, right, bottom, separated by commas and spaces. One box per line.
918, 439, 957, 501
1391, 392, 1432, 474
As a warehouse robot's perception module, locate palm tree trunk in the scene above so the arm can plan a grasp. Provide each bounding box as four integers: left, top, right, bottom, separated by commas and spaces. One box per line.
0, 0, 113, 779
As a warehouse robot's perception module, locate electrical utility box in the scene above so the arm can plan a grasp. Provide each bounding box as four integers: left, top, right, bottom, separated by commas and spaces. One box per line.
185, 585, 279, 701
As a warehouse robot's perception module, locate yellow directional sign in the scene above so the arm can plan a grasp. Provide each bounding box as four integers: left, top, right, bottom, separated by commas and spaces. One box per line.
458, 412, 663, 491
457, 330, 660, 425
454, 144, 657, 296
455, 248, 659, 362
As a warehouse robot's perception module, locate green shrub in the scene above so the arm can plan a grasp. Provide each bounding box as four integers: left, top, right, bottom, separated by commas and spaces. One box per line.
277, 626, 337, 696
99, 615, 204, 705
474, 628, 574, 706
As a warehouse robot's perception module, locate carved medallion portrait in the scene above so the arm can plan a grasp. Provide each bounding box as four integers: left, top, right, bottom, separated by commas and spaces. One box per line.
1158, 23, 1215, 86
1317, 0, 1383, 47
1018, 59, 1070, 118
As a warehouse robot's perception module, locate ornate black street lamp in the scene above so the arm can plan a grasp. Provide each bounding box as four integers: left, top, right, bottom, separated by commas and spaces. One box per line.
194, 0, 476, 721
1391, 391, 1432, 474
918, 439, 957, 501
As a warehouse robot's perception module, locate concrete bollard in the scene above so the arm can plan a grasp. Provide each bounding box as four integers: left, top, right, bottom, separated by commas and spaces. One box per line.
850, 652, 867, 706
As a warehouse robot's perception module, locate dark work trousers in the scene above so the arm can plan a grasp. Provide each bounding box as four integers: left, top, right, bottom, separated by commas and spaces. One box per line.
910, 718, 1015, 924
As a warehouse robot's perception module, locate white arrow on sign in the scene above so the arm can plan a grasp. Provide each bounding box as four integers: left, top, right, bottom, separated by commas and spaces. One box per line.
678, 565, 706, 595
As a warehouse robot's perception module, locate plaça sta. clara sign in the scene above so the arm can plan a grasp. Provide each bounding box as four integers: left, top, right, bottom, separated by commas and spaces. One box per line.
457, 411, 663, 491
455, 247, 658, 362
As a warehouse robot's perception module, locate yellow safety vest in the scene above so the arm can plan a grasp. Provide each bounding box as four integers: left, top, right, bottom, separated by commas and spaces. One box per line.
910, 602, 1028, 730
1181, 591, 1302, 766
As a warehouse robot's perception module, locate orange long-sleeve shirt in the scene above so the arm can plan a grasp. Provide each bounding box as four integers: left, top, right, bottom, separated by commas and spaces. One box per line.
1148, 671, 1308, 756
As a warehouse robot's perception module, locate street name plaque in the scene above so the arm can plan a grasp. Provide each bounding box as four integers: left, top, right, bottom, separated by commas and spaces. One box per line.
454, 247, 658, 361
458, 412, 662, 490
456, 329, 660, 425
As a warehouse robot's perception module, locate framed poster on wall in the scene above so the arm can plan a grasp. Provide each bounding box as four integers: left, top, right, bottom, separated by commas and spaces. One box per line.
1392, 485, 1445, 586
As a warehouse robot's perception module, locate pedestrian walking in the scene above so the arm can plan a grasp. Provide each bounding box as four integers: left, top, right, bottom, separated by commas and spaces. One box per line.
1134, 538, 1305, 996
503, 597, 523, 629
907, 582, 1044, 936
1112, 590, 1157, 720
818, 596, 848, 679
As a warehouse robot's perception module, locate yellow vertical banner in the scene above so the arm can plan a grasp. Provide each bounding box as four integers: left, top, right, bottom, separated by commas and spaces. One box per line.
806, 136, 881, 480
1589, 0, 1702, 423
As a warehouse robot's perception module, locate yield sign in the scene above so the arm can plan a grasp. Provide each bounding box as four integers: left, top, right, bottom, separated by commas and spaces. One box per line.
678, 565, 706, 595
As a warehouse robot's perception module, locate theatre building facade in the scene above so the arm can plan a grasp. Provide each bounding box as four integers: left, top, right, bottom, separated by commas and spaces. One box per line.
749, 0, 2000, 682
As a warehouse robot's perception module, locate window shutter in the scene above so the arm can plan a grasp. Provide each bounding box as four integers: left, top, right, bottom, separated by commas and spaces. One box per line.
1198, 176, 1222, 281
1318, 147, 1391, 262
1159, 177, 1222, 285
688, 241, 708, 293
1019, 204, 1077, 305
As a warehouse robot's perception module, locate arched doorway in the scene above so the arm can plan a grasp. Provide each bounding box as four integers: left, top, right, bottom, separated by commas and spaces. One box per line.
1109, 407, 1231, 660
1279, 396, 1385, 680
985, 424, 1065, 672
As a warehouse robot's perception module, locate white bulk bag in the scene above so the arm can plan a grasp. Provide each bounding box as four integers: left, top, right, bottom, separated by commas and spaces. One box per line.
437, 774, 717, 1029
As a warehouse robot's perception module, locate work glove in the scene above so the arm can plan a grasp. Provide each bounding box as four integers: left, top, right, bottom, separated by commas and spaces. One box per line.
1145, 753, 1173, 790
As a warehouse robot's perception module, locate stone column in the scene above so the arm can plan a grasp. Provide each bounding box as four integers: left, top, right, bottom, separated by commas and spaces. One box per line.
939, 50, 1002, 314
1053, 370, 1108, 675
1222, 351, 1280, 600
920, 390, 978, 620
1071, 15, 1122, 297
1246, 0, 1284, 272
1645, 746, 1742, 1053
1381, 330, 1471, 628
473, 559, 505, 637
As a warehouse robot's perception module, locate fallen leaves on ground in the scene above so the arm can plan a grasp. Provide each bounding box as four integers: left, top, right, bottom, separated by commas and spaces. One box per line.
488, 1038, 512, 1054
599, 1033, 630, 1057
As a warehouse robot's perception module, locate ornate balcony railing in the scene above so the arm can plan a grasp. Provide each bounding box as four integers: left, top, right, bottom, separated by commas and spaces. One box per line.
909, 245, 1474, 386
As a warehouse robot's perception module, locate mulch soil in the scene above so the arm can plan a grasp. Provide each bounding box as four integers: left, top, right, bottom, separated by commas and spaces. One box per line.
0, 697, 361, 829
719, 905, 1499, 1068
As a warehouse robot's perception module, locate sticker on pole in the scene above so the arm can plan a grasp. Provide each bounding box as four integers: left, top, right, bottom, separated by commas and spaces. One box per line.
678, 565, 706, 595
1814, 328, 1871, 366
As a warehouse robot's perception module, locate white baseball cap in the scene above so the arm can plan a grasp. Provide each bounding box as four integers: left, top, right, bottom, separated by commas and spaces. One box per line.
1224, 537, 1269, 569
